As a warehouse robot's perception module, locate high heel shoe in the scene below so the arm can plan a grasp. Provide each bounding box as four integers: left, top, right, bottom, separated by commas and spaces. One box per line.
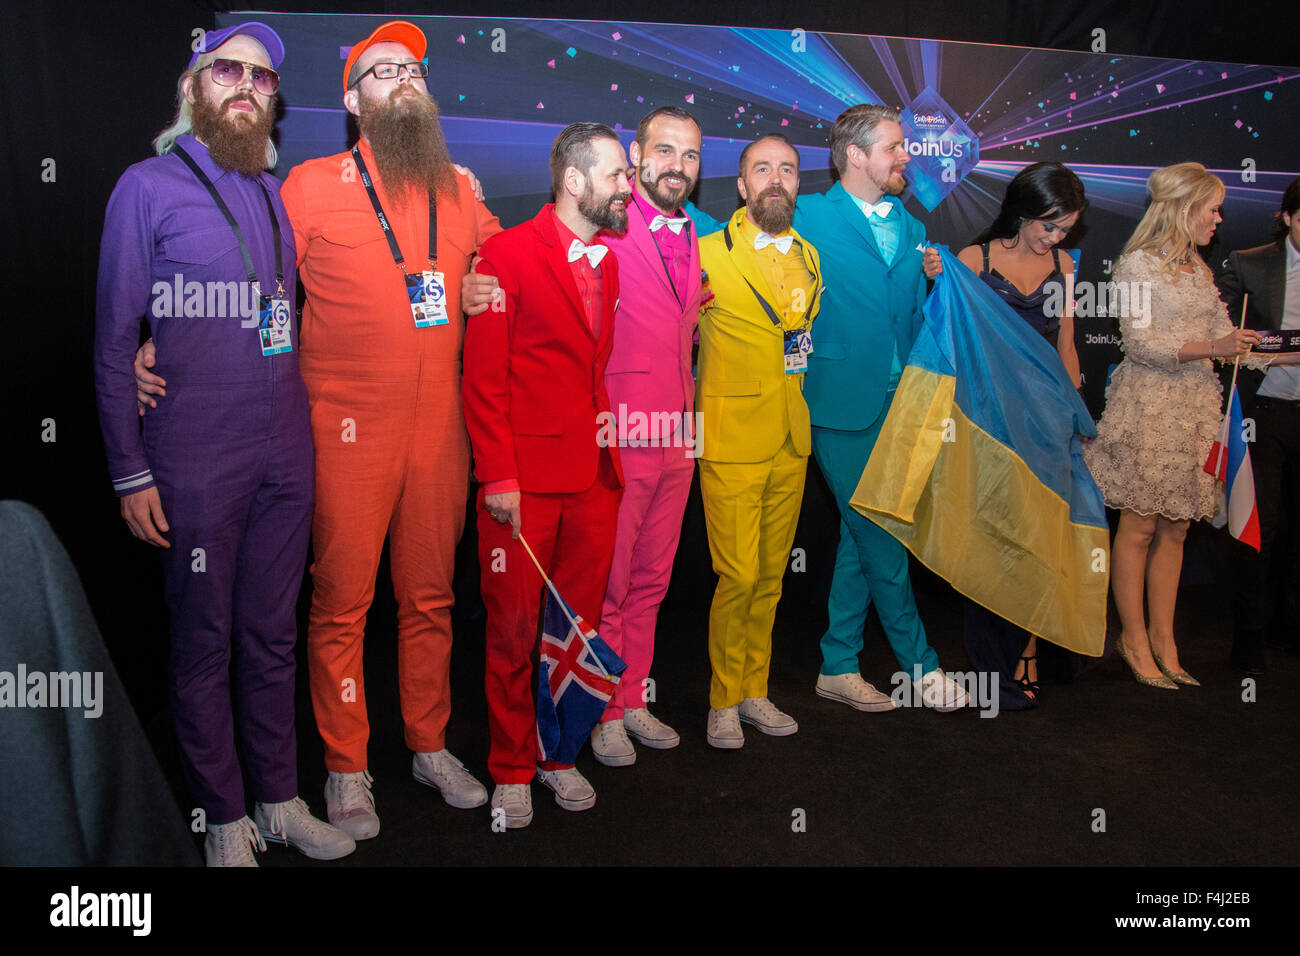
1151, 652, 1200, 687
1013, 655, 1040, 699
1115, 641, 1178, 690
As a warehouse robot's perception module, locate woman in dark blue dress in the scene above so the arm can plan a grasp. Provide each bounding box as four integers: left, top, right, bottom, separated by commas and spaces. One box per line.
956, 162, 1089, 709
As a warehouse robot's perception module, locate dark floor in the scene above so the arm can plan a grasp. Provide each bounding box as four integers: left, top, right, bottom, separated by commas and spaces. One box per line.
140, 540, 1300, 868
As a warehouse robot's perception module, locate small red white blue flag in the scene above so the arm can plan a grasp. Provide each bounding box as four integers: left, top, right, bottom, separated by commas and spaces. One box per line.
536, 589, 626, 765
1204, 385, 1260, 551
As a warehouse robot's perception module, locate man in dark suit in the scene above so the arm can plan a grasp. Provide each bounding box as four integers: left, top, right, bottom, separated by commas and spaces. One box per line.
462, 123, 628, 828
1216, 176, 1300, 673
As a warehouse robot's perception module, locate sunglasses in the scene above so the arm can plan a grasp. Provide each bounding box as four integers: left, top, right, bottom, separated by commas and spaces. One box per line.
196, 58, 280, 95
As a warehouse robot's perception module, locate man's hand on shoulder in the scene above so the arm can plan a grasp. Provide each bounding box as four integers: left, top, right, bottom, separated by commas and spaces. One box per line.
454, 164, 485, 202
462, 255, 500, 316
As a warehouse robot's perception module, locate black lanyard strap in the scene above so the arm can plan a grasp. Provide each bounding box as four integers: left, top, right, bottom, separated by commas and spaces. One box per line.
351, 145, 436, 271
724, 223, 813, 331
172, 144, 283, 293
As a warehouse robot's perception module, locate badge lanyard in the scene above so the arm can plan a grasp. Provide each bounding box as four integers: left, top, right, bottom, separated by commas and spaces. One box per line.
645, 204, 688, 310
352, 146, 448, 328
172, 144, 292, 354
724, 223, 819, 373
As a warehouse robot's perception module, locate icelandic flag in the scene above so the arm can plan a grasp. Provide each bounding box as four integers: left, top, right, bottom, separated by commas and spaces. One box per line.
536, 588, 627, 765
1203, 385, 1261, 550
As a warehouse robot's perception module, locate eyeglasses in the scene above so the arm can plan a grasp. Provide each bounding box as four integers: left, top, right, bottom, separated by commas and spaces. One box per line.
349, 61, 430, 88
196, 58, 280, 95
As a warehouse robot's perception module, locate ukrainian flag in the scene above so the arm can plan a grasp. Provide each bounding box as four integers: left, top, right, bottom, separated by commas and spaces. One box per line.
850, 247, 1108, 656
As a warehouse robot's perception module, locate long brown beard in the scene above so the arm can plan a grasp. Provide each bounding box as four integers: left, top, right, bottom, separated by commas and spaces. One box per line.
191, 89, 275, 177
751, 184, 795, 235
358, 88, 457, 201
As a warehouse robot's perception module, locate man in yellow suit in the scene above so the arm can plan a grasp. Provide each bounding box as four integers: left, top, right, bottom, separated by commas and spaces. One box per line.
697, 134, 823, 749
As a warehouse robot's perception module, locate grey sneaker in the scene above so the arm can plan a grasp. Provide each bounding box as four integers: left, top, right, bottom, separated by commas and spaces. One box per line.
536, 767, 596, 811
815, 672, 897, 712
623, 707, 681, 749
591, 720, 637, 767
204, 816, 264, 867
738, 697, 799, 736
490, 784, 533, 829
412, 750, 489, 809
706, 705, 744, 749
254, 797, 356, 861
325, 770, 380, 840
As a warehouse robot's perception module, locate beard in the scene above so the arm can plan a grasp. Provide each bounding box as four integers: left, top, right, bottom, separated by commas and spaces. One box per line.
358, 87, 457, 201
750, 184, 796, 235
191, 89, 275, 177
872, 166, 907, 197
580, 182, 630, 232
639, 164, 696, 212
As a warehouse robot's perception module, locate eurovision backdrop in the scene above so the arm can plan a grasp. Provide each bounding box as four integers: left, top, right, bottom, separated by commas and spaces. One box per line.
225, 12, 1300, 413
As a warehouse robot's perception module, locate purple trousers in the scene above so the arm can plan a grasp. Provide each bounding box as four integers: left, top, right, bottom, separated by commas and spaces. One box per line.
145, 375, 313, 825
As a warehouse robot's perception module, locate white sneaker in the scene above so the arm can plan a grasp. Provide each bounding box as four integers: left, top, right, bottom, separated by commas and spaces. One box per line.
918, 668, 971, 712
204, 816, 264, 867
591, 720, 636, 767
490, 784, 534, 829
413, 750, 488, 809
536, 767, 596, 811
815, 672, 897, 712
254, 797, 356, 861
706, 705, 744, 749
324, 770, 380, 840
623, 707, 681, 749
738, 697, 799, 736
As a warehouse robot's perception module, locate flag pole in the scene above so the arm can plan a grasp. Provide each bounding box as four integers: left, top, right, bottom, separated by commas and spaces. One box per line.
516, 534, 612, 679
1213, 293, 1249, 480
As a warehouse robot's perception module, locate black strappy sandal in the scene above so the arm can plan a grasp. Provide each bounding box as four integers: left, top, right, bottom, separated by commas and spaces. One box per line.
1013, 655, 1039, 699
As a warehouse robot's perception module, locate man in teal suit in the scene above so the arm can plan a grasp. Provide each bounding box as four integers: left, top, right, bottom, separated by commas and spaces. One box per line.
690, 105, 969, 712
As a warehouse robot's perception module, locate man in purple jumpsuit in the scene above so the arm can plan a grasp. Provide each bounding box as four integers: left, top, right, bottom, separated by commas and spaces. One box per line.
92, 21, 353, 867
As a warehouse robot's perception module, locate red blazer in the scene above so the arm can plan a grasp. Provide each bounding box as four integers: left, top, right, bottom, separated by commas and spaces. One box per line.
463, 205, 624, 494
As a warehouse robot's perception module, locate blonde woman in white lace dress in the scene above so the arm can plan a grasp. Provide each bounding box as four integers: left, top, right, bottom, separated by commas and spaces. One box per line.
1085, 163, 1287, 688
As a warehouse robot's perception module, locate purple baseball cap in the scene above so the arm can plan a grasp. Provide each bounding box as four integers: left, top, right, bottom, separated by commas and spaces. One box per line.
187, 21, 285, 70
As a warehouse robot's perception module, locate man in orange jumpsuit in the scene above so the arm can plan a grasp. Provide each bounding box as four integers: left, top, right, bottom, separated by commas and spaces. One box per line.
281, 21, 503, 838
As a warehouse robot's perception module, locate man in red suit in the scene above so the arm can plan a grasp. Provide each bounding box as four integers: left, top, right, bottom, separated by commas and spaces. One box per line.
462, 122, 628, 829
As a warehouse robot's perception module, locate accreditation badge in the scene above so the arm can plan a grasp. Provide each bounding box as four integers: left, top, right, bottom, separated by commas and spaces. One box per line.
258, 294, 293, 356
406, 270, 449, 328
784, 328, 811, 373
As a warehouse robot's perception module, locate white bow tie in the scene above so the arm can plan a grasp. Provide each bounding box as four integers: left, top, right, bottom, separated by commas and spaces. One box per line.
754, 232, 794, 254
862, 200, 893, 219
649, 214, 690, 235
567, 238, 609, 268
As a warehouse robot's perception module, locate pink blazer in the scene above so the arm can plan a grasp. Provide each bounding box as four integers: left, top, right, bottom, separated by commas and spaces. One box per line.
599, 196, 702, 441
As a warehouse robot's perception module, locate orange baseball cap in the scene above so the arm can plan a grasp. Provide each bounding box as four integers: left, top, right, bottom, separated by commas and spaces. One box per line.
343, 20, 427, 92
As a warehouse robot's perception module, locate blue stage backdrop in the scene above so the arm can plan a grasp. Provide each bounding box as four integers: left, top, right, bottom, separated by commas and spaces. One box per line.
221, 13, 1300, 411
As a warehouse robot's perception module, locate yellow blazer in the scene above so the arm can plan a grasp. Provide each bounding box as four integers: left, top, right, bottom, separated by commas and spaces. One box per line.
697, 208, 824, 463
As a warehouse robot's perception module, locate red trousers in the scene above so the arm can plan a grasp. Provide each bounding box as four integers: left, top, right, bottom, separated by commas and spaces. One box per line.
476, 452, 621, 784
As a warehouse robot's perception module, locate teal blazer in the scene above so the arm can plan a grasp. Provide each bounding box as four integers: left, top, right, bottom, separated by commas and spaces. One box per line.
687, 184, 928, 431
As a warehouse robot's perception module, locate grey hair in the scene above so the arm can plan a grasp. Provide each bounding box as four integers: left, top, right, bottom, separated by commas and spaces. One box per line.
828, 104, 900, 176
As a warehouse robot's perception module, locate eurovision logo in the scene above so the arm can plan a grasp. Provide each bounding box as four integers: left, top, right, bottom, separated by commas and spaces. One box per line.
899, 86, 979, 211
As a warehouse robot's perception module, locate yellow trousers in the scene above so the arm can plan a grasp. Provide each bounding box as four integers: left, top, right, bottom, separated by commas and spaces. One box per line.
699, 436, 808, 709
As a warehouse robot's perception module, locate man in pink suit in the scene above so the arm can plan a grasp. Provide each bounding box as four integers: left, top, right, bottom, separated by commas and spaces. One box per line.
589, 108, 704, 765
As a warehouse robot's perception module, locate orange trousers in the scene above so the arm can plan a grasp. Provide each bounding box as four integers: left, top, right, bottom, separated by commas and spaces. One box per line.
304, 365, 470, 772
